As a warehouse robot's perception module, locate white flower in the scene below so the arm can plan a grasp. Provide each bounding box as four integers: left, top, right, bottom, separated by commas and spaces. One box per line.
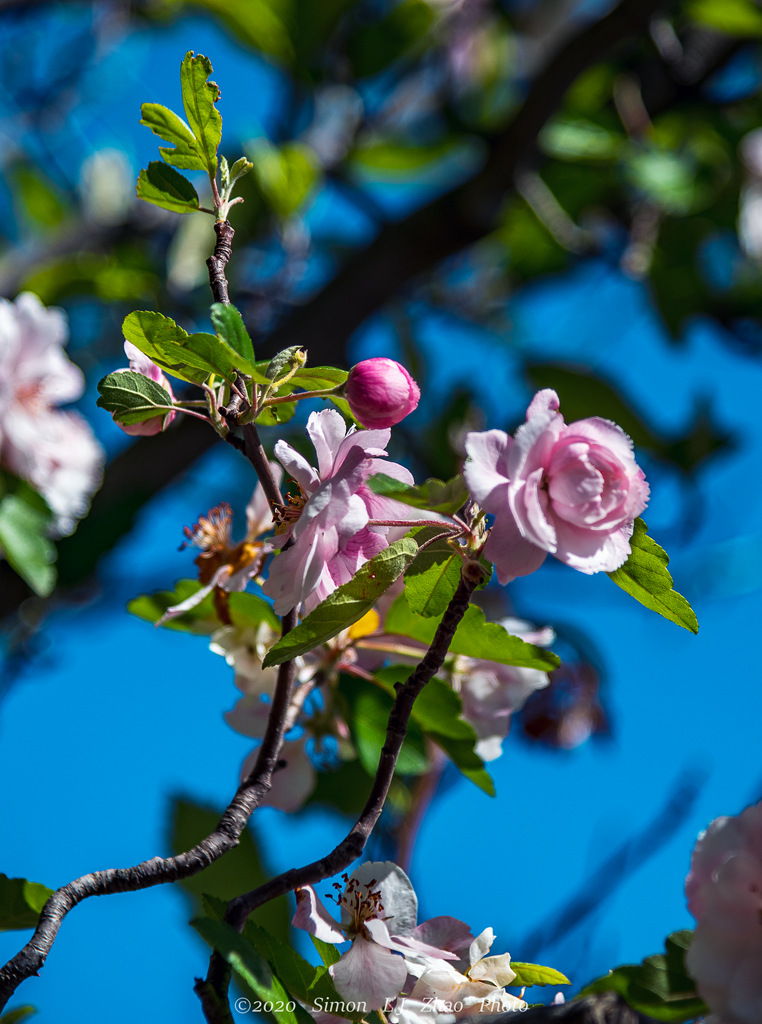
0, 292, 103, 535
293, 862, 474, 1011
452, 618, 554, 761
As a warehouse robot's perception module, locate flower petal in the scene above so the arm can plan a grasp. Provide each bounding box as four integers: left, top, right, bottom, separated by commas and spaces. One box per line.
292, 886, 345, 944
330, 937, 408, 1010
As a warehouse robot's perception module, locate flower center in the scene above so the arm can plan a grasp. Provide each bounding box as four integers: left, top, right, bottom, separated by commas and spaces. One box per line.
182, 503, 233, 555
328, 874, 386, 937
272, 489, 307, 529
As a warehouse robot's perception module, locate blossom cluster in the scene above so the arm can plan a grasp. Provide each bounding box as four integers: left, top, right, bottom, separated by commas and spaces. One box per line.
293, 861, 538, 1022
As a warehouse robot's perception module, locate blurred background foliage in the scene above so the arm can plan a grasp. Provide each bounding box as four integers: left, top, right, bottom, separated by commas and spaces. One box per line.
3, 0, 762, 1014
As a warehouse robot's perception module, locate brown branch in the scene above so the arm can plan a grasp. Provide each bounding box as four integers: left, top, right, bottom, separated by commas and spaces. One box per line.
0, 619, 298, 1011
206, 221, 235, 305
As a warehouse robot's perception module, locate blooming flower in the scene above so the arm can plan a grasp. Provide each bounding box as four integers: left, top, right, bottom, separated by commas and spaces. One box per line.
115, 341, 176, 436
293, 862, 474, 1010
0, 292, 103, 535
685, 800, 762, 1024
464, 389, 649, 583
453, 618, 554, 761
263, 409, 418, 616
345, 358, 420, 429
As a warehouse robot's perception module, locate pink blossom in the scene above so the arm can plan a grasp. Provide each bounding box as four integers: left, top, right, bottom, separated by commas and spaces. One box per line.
240, 736, 316, 812
0, 292, 103, 535
116, 341, 176, 436
293, 862, 474, 1011
464, 389, 649, 583
263, 409, 416, 615
345, 358, 420, 429
685, 800, 762, 1023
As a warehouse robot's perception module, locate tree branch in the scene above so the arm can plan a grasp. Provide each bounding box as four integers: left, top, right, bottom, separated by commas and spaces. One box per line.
0, 615, 298, 1011
207, 221, 235, 305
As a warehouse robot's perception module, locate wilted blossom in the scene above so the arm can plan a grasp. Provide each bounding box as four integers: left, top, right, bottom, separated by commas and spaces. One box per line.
115, 341, 176, 436
452, 618, 554, 761
464, 389, 649, 582
159, 467, 281, 625
345, 358, 420, 429
263, 409, 419, 615
0, 292, 103, 535
685, 800, 762, 1024
293, 861, 475, 1011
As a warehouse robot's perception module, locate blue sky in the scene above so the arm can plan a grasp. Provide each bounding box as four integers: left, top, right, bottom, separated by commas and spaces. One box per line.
2, 7, 762, 1022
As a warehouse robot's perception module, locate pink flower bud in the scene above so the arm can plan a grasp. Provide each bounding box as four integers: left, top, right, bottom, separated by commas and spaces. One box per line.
345, 357, 420, 429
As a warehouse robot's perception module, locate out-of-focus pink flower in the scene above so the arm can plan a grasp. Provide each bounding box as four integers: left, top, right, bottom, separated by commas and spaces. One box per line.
464, 389, 649, 583
240, 736, 316, 812
345, 358, 420, 429
453, 619, 554, 761
0, 292, 103, 535
293, 862, 474, 1011
685, 801, 762, 1024
116, 341, 176, 436
263, 409, 416, 615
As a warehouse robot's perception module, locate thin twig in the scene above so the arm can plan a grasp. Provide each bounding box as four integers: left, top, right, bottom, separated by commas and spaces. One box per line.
206, 221, 234, 304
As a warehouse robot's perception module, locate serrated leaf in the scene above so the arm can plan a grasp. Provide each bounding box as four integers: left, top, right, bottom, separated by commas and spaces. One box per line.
608, 519, 698, 633
128, 580, 279, 634
123, 310, 264, 386
403, 526, 462, 617
96, 370, 174, 425
367, 473, 468, 515
385, 597, 560, 671
373, 669, 495, 795
139, 103, 205, 170
193, 917, 309, 1024
180, 51, 222, 178
263, 538, 419, 667
210, 302, 256, 365
509, 963, 571, 987
580, 930, 706, 1022
136, 162, 200, 214
0, 874, 53, 931
0, 490, 56, 597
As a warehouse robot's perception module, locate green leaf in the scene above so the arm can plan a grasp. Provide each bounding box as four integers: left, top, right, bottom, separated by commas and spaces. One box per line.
180, 51, 222, 178
385, 597, 560, 671
0, 487, 56, 597
123, 310, 263, 385
347, 0, 434, 77
263, 538, 420, 667
539, 117, 621, 161
210, 302, 256, 365
686, 0, 762, 35
403, 527, 462, 617
367, 473, 468, 515
608, 519, 698, 633
373, 669, 495, 795
308, 760, 372, 817
171, 798, 290, 943
136, 162, 200, 214
139, 103, 205, 171
249, 140, 319, 218
287, 366, 348, 392
509, 963, 571, 987
193, 917, 308, 1024
580, 930, 707, 1022
0, 875, 53, 931
339, 675, 429, 776
0, 1006, 36, 1024
96, 370, 174, 425
310, 935, 341, 967
265, 345, 306, 383
229, 156, 254, 186
129, 580, 279, 634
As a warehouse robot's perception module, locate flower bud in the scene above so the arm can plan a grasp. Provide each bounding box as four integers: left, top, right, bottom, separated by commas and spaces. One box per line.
345, 357, 420, 429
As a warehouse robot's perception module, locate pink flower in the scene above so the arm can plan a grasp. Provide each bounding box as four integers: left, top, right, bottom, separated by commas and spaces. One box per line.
464, 389, 649, 583
0, 292, 103, 535
685, 801, 762, 1024
263, 409, 416, 615
115, 341, 176, 436
345, 358, 420, 429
